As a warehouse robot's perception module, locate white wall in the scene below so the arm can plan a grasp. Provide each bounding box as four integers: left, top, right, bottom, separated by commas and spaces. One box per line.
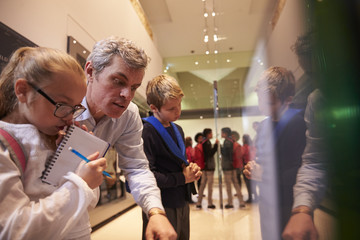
266, 0, 307, 79
0, 0, 163, 98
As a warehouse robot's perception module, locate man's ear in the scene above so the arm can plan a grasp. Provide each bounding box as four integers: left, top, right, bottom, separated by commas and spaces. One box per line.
149, 104, 159, 113
14, 79, 30, 102
85, 61, 94, 83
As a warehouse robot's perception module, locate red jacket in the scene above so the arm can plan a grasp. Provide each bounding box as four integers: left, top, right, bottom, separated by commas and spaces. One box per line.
242, 144, 256, 166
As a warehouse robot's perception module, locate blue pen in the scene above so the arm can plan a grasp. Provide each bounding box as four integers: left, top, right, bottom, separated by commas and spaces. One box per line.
68, 147, 112, 178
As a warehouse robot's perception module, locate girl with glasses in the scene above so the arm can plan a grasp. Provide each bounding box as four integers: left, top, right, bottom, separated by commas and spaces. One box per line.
0, 47, 107, 239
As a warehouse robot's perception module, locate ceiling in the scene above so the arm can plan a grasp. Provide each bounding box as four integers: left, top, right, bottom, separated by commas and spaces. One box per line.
137, 0, 277, 119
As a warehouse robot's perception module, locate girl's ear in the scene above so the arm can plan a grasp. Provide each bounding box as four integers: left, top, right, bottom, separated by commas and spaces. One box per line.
14, 79, 30, 102
149, 104, 159, 113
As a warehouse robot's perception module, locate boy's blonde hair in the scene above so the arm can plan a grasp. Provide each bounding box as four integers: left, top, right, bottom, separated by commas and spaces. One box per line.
255, 66, 295, 103
146, 74, 184, 110
0, 47, 85, 118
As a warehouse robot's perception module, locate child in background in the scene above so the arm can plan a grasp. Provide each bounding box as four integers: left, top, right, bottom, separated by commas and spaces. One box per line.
142, 74, 202, 240
196, 129, 218, 209
185, 136, 194, 163
241, 134, 257, 203
221, 127, 246, 209
192, 132, 204, 193
0, 47, 107, 239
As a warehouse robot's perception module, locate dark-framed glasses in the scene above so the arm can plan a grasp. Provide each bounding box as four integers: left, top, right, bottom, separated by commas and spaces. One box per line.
27, 81, 86, 118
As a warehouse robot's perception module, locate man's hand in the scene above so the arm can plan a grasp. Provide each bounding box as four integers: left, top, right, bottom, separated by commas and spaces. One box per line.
145, 211, 177, 240
282, 208, 318, 240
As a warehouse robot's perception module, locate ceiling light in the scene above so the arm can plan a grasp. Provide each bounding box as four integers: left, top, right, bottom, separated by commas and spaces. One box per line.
204, 35, 209, 43
214, 50, 218, 54
213, 34, 218, 42
195, 61, 199, 65
204, 12, 208, 17
226, 59, 231, 63
73, 40, 77, 44
212, 12, 216, 17
200, 116, 203, 119
82, 50, 86, 54
164, 69, 167, 73
206, 50, 209, 54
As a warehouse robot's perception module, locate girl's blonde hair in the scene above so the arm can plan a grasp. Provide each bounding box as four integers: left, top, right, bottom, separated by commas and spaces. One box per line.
146, 74, 184, 110
0, 47, 85, 118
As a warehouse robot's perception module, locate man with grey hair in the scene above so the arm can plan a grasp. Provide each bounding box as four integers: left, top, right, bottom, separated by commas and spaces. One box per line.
76, 36, 176, 239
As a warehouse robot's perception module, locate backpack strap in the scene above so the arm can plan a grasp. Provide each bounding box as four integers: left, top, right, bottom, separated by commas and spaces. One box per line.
0, 128, 27, 179
143, 116, 188, 165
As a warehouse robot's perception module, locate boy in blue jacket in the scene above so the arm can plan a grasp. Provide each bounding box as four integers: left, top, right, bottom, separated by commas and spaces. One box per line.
142, 74, 202, 240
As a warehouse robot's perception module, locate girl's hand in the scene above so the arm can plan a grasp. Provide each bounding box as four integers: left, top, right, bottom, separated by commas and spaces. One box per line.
75, 152, 107, 189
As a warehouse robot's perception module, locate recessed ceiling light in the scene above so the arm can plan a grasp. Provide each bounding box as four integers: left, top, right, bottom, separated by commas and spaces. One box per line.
195, 61, 199, 65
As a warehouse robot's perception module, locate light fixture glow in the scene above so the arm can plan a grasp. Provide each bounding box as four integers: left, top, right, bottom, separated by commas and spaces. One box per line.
204, 35, 209, 43
213, 34, 218, 42
206, 50, 209, 54
214, 50, 218, 54
204, 12, 208, 17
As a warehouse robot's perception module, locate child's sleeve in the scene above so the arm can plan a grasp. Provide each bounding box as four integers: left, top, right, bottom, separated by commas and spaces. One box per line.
0, 151, 96, 239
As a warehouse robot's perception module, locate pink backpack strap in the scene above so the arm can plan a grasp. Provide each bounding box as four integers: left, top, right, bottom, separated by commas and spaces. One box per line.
0, 128, 27, 177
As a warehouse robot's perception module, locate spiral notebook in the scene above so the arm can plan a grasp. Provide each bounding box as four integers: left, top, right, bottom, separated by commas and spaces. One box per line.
41, 125, 110, 186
